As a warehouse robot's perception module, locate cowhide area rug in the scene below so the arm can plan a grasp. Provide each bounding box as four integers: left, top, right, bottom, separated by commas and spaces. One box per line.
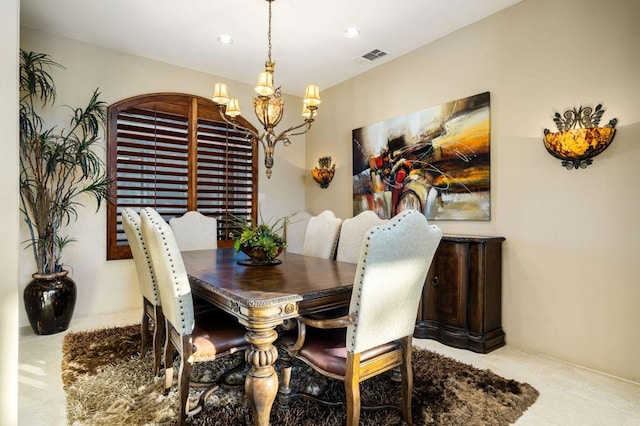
62, 325, 538, 425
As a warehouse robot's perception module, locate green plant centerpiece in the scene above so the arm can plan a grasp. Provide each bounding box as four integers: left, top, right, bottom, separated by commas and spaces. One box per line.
19, 49, 110, 334
231, 214, 288, 266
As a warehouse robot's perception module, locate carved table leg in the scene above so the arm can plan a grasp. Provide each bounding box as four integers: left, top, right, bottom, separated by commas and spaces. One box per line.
245, 327, 279, 426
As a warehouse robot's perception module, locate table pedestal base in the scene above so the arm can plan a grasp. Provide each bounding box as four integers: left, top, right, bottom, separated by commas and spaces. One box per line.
245, 328, 279, 426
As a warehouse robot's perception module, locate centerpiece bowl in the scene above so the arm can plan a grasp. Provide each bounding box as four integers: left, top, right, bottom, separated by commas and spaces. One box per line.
238, 246, 284, 266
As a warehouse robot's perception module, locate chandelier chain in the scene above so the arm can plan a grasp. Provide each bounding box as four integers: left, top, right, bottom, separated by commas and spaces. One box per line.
267, 0, 272, 63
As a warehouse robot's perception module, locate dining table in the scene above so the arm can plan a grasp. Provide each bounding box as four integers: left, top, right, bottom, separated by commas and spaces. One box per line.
181, 248, 357, 426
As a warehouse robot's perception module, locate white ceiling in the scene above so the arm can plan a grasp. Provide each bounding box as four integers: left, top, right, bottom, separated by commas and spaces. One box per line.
20, 0, 522, 96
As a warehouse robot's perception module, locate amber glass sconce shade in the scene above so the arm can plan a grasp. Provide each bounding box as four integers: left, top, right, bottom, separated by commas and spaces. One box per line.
543, 104, 617, 170
311, 156, 335, 188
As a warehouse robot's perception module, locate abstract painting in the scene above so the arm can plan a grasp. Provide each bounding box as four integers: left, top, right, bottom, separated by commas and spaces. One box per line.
352, 91, 491, 220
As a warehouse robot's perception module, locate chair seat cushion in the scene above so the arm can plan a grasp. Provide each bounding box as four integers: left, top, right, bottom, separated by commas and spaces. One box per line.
293, 327, 400, 377
191, 309, 248, 362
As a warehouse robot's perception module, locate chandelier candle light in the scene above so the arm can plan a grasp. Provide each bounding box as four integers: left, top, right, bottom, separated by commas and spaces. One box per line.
212, 0, 321, 178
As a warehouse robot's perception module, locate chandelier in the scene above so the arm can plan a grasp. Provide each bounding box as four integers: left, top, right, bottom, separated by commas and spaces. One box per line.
212, 0, 321, 178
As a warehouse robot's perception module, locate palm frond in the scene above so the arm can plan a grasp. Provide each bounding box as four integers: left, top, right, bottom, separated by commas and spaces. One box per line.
19, 49, 63, 105
19, 50, 111, 274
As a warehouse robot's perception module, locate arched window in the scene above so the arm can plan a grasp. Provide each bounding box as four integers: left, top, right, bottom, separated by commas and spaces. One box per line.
106, 93, 258, 260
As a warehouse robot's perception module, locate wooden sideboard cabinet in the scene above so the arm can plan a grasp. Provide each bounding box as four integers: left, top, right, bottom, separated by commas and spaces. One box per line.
414, 235, 505, 353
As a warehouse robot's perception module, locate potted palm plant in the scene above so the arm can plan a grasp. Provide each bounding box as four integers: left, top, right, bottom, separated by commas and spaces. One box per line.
19, 49, 110, 334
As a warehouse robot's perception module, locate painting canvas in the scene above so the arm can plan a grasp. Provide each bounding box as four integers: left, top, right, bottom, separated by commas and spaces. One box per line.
352, 91, 491, 220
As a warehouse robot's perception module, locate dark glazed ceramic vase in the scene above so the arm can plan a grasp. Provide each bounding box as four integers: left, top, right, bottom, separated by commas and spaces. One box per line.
23, 270, 76, 335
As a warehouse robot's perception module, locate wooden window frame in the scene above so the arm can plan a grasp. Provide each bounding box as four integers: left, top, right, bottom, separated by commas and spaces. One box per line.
106, 92, 258, 260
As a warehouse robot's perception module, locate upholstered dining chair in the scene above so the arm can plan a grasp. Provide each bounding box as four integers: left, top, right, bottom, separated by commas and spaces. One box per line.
169, 210, 218, 251
279, 210, 442, 426
336, 210, 388, 264
284, 210, 312, 254
302, 210, 343, 259
140, 207, 248, 425
121, 208, 165, 376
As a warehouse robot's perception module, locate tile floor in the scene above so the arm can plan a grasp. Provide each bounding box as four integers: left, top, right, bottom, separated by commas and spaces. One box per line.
18, 309, 640, 425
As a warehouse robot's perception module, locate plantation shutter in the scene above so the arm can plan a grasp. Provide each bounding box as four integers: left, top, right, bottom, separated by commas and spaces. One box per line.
196, 117, 256, 242
106, 93, 258, 260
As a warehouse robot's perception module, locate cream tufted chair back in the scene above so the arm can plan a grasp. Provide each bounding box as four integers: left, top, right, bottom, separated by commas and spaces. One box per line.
169, 211, 218, 251
336, 210, 388, 264
141, 207, 195, 337
284, 210, 312, 254
122, 208, 160, 306
122, 207, 166, 374
302, 210, 342, 259
347, 210, 442, 354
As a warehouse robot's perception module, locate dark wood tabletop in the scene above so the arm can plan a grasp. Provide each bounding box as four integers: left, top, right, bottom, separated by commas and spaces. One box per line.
182, 248, 357, 319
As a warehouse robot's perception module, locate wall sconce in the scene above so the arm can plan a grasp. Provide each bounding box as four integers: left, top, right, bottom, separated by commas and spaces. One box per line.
543, 104, 617, 169
311, 156, 335, 188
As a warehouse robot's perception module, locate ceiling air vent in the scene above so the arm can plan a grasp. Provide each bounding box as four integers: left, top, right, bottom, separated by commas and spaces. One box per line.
354, 49, 388, 65
362, 49, 387, 61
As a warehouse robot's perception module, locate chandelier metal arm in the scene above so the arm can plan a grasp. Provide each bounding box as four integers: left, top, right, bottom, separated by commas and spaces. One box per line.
272, 118, 314, 143
216, 106, 260, 139
258, 118, 314, 178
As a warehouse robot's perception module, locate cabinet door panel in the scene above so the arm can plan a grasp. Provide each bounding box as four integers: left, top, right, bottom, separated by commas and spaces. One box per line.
431, 241, 469, 328
421, 266, 438, 322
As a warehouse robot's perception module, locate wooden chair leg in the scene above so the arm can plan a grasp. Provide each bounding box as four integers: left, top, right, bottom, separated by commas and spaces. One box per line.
278, 320, 306, 408
163, 329, 176, 395
140, 310, 149, 356
152, 306, 165, 376
277, 353, 294, 408
178, 335, 193, 426
400, 336, 413, 426
344, 352, 361, 426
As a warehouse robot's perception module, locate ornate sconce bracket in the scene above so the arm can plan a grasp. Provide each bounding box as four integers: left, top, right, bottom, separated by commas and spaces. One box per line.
543, 104, 617, 170
311, 156, 335, 188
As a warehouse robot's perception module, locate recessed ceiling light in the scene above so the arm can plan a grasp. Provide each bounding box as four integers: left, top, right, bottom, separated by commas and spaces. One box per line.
344, 27, 360, 38
218, 34, 234, 44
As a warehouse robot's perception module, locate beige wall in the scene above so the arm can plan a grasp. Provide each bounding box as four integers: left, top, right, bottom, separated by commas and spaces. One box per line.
18, 28, 307, 326
1, 1, 19, 423
306, 0, 640, 381
0, 0, 19, 426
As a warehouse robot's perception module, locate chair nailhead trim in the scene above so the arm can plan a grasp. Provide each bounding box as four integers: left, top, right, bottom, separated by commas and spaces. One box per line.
155, 218, 188, 333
